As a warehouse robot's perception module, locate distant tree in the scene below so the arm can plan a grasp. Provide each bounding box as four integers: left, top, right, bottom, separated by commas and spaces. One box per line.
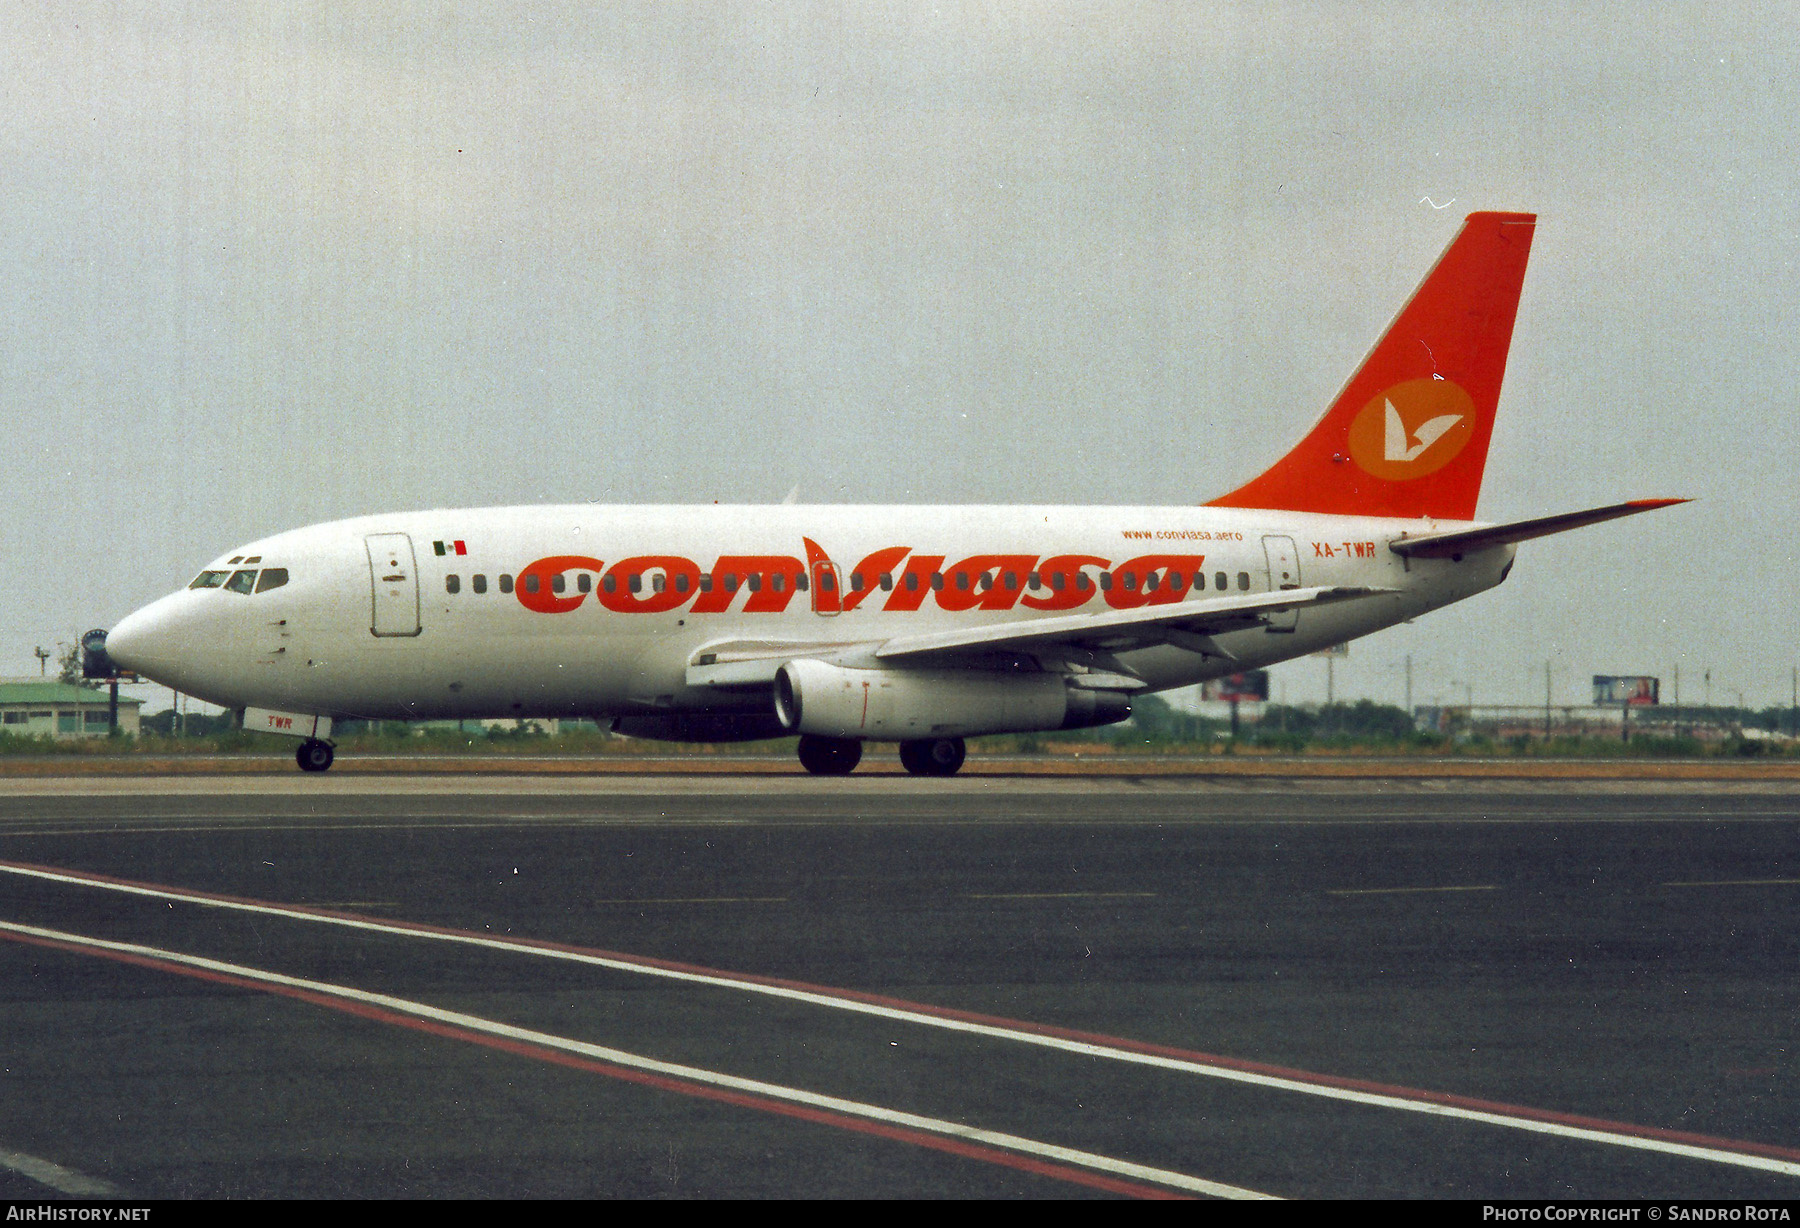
1258, 700, 1416, 742
56, 643, 97, 689
1110, 693, 1218, 744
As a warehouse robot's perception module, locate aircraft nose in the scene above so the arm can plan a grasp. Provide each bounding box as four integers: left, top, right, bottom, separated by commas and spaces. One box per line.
105, 596, 189, 683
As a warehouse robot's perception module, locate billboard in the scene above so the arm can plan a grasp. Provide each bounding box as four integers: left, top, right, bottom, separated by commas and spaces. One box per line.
1203, 671, 1270, 703
1593, 675, 1659, 706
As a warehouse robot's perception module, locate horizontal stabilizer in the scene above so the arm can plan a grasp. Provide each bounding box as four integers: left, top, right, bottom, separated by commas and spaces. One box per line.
1388, 498, 1690, 559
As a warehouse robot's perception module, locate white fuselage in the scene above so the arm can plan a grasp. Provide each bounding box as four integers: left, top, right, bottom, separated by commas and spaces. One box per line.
107, 504, 1512, 727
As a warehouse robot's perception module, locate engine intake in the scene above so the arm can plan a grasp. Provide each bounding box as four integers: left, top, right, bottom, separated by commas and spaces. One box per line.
773, 659, 1130, 740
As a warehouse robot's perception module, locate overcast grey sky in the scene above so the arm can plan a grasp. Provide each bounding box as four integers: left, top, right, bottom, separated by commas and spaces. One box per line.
4, 3, 1794, 713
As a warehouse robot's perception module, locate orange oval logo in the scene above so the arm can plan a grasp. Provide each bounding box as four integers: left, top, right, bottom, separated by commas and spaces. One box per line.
1346, 379, 1475, 481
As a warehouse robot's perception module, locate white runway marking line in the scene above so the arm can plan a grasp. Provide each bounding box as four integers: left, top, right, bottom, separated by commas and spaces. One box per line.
6, 860, 1799, 1181
0, 918, 1267, 1201
0, 1146, 124, 1196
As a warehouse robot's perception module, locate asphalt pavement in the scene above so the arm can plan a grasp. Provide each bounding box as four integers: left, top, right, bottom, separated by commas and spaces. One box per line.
0, 773, 1795, 1199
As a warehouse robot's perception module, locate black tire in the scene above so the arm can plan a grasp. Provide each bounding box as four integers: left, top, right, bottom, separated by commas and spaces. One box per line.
796, 734, 862, 776
899, 737, 965, 776
296, 739, 335, 773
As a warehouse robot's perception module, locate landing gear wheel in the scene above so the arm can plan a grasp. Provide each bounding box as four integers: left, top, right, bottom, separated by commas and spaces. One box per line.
899, 737, 966, 777
296, 738, 336, 773
796, 735, 862, 776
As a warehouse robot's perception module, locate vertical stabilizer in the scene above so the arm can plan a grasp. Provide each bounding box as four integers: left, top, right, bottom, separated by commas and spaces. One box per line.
1207, 211, 1536, 520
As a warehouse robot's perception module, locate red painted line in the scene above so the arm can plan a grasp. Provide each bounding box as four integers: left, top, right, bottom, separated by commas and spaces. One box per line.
0, 925, 1186, 1199
7, 855, 1796, 1167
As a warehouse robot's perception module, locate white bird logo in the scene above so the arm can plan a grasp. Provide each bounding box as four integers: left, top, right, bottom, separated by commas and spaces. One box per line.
1384, 400, 1463, 463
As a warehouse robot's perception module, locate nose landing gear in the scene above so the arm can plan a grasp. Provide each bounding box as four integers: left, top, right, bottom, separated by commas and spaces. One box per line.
296, 738, 336, 773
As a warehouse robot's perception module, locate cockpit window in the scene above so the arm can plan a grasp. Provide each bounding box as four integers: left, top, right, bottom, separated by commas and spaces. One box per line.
189, 570, 230, 589
254, 568, 289, 593
224, 569, 258, 594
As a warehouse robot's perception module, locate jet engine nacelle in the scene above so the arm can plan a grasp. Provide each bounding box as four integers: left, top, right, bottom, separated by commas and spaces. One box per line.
772, 659, 1130, 740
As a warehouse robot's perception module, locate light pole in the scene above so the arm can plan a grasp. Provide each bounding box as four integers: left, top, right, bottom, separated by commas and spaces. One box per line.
1544, 661, 1553, 738
1450, 680, 1474, 730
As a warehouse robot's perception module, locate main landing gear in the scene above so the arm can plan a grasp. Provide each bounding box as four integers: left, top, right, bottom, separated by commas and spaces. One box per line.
899, 737, 965, 777
296, 738, 336, 773
794, 734, 969, 776
796, 734, 862, 776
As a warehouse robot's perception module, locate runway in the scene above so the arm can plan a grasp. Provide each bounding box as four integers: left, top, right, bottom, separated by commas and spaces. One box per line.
0, 772, 1797, 1199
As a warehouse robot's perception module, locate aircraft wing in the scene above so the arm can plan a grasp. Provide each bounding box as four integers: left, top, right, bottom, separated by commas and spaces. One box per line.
874, 585, 1392, 662
1388, 498, 1688, 559
684, 585, 1391, 689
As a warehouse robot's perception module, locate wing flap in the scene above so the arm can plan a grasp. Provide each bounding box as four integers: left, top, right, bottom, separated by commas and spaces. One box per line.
875, 585, 1393, 661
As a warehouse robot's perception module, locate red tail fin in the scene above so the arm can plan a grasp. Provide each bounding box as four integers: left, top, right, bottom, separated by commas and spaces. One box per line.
1207, 211, 1536, 520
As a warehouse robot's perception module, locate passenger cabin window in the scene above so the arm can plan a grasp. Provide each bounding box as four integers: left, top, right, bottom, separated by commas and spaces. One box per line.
1215, 571, 1227, 590
1237, 572, 1250, 591
224, 569, 258, 595
255, 568, 289, 593
524, 574, 541, 594
578, 574, 591, 593
473, 574, 488, 594
445, 574, 460, 594
499, 574, 514, 594
551, 574, 565, 593
189, 570, 230, 589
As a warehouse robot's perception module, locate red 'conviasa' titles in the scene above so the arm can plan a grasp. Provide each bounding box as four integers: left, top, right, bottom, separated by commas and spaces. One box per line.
505, 549, 1209, 615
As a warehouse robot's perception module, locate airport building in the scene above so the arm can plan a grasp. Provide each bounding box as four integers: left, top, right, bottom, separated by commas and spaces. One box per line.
0, 679, 143, 739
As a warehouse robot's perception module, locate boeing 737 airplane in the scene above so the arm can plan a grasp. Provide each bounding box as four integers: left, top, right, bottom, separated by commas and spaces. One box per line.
102, 211, 1682, 774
